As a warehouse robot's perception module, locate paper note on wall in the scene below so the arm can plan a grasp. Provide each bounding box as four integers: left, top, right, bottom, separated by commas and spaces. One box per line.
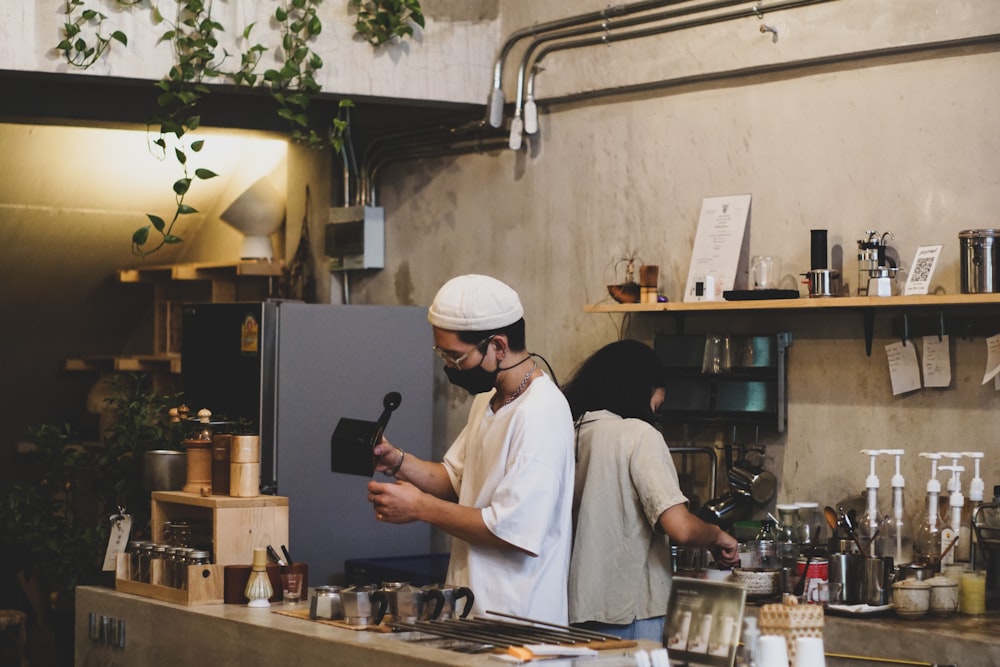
886, 340, 921, 395
922, 335, 951, 388
983, 333, 1000, 385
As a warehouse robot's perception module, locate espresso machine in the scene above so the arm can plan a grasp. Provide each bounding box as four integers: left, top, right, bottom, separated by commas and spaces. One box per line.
857, 230, 898, 296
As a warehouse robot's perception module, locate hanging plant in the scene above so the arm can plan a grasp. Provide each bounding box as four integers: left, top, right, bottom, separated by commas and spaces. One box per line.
56, 0, 137, 68
350, 0, 425, 46
53, 0, 424, 256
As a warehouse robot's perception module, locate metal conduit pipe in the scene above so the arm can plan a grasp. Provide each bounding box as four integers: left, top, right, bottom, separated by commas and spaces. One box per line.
508, 0, 752, 147
365, 140, 510, 206
510, 0, 835, 150
515, 0, 840, 148
359, 121, 504, 204
539, 31, 1000, 111
486, 0, 700, 128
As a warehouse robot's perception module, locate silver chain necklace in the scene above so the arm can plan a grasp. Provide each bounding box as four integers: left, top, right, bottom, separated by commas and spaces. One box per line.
503, 362, 537, 407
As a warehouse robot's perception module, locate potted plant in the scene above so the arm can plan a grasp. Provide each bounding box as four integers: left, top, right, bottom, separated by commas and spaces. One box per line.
0, 373, 184, 643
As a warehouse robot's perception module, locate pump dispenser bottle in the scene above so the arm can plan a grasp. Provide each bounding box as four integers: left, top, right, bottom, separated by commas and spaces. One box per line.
881, 449, 914, 565
963, 452, 985, 566
914, 453, 944, 568
940, 464, 965, 567
859, 449, 886, 557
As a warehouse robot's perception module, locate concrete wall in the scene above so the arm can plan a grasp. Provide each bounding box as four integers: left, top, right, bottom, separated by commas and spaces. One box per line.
347, 0, 1000, 527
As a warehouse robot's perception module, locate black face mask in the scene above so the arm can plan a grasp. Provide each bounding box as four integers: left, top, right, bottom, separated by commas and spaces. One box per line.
443, 359, 498, 395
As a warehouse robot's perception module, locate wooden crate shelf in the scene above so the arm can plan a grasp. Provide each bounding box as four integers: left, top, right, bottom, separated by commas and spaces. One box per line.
114, 553, 223, 605
151, 491, 289, 568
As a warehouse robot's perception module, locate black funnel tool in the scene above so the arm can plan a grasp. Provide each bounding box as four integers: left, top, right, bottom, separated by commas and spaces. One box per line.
330, 392, 402, 477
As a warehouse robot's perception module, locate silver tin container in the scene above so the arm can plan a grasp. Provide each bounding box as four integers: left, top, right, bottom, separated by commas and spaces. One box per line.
959, 229, 999, 293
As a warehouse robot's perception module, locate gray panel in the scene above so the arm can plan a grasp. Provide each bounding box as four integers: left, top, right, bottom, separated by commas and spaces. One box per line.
272, 303, 434, 585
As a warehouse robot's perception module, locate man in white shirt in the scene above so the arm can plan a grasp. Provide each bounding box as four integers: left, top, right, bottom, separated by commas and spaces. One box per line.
367, 274, 575, 624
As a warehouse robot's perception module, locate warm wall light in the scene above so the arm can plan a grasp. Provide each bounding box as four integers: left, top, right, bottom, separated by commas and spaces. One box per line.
219, 175, 286, 259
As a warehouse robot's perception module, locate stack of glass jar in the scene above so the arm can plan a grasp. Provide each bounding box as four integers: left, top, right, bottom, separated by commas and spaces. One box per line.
125, 519, 212, 588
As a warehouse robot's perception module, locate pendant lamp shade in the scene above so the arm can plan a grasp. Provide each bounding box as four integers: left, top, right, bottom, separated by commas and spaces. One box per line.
220, 176, 286, 259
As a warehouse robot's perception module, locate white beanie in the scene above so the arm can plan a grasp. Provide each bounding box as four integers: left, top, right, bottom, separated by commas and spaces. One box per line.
427, 274, 524, 331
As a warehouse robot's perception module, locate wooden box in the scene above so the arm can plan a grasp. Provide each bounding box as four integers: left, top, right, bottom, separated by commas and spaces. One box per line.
151, 491, 289, 567
114, 553, 224, 605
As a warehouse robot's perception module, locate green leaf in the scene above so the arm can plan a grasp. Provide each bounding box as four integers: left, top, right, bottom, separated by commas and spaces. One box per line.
191, 140, 205, 152
194, 168, 217, 180
186, 116, 201, 130
172, 178, 192, 195
175, 148, 187, 164
275, 7, 288, 22
177, 204, 197, 215
146, 214, 166, 232
242, 22, 256, 39
132, 226, 150, 245
111, 31, 127, 46
164, 235, 183, 244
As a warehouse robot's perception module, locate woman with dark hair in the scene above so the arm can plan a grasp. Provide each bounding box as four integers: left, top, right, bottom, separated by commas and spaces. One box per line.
563, 339, 739, 642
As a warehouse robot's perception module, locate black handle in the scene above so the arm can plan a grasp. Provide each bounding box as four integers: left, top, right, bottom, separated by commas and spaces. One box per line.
454, 587, 475, 619
370, 590, 389, 626
371, 391, 402, 447
425, 589, 446, 620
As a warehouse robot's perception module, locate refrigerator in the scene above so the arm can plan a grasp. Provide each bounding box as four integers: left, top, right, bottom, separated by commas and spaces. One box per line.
181, 301, 434, 585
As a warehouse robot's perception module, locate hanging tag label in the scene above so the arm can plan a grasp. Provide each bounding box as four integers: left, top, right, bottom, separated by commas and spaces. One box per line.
102, 513, 132, 572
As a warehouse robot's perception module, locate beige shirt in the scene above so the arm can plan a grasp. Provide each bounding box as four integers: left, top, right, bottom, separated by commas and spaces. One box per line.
569, 410, 688, 624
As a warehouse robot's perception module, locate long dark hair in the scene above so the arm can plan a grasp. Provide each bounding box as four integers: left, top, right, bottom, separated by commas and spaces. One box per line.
562, 339, 665, 423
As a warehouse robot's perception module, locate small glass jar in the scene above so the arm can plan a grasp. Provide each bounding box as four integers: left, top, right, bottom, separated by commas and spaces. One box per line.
127, 541, 147, 582
151, 544, 169, 586
137, 542, 155, 583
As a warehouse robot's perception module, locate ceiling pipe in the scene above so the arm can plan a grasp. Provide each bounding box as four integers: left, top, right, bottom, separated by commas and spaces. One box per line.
509, 0, 752, 145
357, 120, 506, 205
486, 0, 696, 128
516, 0, 840, 148
366, 139, 510, 206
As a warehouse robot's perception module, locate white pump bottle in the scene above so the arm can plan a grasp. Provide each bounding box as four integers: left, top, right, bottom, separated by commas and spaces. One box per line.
859, 449, 885, 556
962, 451, 985, 565
940, 464, 965, 566
881, 449, 913, 565
914, 453, 944, 567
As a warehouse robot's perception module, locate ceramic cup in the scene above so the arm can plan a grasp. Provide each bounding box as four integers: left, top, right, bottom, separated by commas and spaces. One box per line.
757, 635, 790, 667
927, 576, 958, 616
892, 579, 930, 618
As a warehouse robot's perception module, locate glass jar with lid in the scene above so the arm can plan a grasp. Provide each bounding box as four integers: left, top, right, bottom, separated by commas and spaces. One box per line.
151, 544, 169, 586
775, 504, 802, 544
126, 541, 144, 582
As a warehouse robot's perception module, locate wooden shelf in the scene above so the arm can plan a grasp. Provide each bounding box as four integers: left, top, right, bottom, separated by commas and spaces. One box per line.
587, 293, 1000, 356
584, 293, 1000, 313
117, 260, 284, 283
64, 354, 182, 374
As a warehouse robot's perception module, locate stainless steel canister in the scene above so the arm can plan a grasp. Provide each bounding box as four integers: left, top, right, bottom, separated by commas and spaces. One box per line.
960, 229, 999, 293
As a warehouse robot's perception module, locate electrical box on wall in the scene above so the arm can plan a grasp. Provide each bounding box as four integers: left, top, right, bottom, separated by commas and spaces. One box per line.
326, 206, 385, 271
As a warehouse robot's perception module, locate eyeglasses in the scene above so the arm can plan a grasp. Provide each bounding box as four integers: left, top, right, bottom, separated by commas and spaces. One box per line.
432, 335, 494, 369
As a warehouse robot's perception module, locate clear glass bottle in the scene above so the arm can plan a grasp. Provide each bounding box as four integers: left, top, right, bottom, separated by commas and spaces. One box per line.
859, 450, 886, 557
879, 450, 914, 565
127, 540, 146, 582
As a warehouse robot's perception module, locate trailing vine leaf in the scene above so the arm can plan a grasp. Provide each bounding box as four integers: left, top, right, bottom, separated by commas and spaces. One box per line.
350, 0, 425, 46
56, 0, 135, 68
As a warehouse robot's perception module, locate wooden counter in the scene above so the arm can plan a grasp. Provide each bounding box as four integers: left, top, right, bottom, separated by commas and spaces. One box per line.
76, 586, 1000, 666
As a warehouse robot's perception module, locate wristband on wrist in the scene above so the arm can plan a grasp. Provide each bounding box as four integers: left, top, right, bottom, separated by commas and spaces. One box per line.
387, 448, 405, 477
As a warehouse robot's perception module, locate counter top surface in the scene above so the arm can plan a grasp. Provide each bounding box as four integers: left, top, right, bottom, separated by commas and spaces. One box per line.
77, 586, 1000, 666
